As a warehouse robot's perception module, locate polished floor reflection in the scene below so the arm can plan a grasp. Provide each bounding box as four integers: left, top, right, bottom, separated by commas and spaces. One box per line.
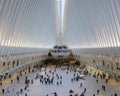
0, 66, 120, 96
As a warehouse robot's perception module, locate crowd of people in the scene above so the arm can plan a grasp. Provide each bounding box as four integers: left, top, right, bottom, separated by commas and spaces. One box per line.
0, 65, 119, 96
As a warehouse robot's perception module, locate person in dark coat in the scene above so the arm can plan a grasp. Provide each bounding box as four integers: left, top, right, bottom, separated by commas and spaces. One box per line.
80, 93, 84, 96
114, 93, 117, 96
54, 92, 57, 96
2, 88, 4, 94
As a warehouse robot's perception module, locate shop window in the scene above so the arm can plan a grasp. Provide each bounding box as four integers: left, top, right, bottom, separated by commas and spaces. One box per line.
93, 59, 95, 63
7, 61, 10, 70
17, 60, 19, 66
2, 62, 5, 66
102, 60, 105, 66
12, 61, 15, 68
116, 63, 119, 66
107, 64, 109, 68
2, 62, 5, 72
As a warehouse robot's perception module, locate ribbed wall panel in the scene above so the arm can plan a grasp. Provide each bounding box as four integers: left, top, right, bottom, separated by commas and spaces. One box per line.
0, 0, 56, 56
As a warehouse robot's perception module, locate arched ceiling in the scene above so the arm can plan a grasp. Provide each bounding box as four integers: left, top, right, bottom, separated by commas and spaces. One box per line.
64, 0, 120, 49
0, 0, 120, 51
0, 0, 57, 48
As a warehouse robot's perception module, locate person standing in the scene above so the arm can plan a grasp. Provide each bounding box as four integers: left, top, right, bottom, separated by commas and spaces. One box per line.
84, 88, 86, 93
2, 88, 5, 94
54, 92, 57, 96
25, 93, 27, 96
114, 93, 117, 96
80, 82, 82, 87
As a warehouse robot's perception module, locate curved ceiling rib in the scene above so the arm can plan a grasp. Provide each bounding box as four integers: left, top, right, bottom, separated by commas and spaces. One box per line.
65, 0, 120, 49
0, 0, 56, 48
0, 0, 120, 56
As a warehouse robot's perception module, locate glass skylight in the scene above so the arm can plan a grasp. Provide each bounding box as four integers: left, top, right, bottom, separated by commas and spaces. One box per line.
56, 0, 65, 34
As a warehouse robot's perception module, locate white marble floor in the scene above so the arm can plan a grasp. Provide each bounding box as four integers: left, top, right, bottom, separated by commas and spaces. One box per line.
0, 67, 120, 96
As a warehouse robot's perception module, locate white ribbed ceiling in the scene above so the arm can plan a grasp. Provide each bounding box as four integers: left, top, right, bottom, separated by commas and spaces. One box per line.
0, 0, 120, 49
65, 0, 120, 48
0, 0, 57, 48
